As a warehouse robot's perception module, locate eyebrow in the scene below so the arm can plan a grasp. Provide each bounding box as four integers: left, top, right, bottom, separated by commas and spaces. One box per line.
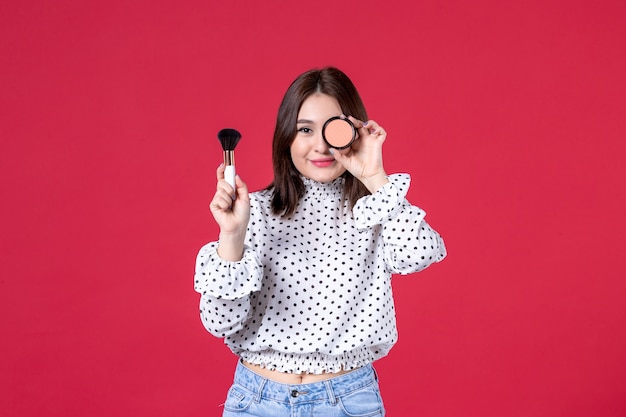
296, 119, 314, 124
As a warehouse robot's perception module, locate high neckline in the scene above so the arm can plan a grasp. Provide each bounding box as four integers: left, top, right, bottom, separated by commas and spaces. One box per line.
301, 176, 344, 200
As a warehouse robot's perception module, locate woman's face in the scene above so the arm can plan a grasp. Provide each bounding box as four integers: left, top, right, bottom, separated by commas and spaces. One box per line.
290, 93, 346, 183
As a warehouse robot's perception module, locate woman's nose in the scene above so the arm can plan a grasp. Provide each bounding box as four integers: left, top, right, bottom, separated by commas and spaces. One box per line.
314, 131, 330, 152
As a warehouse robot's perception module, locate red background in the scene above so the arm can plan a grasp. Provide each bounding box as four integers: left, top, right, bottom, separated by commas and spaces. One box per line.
1, 1, 625, 416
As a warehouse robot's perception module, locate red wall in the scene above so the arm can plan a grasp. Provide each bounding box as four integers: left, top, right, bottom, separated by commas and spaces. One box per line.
2, 1, 625, 416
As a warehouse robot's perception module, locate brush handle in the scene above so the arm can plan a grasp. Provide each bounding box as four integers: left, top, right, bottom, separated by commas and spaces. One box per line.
224, 164, 236, 190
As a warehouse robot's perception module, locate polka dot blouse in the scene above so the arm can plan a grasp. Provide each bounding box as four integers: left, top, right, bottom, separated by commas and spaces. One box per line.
194, 174, 446, 374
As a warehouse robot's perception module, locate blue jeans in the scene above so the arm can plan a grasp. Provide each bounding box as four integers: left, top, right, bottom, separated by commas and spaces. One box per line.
222, 360, 385, 417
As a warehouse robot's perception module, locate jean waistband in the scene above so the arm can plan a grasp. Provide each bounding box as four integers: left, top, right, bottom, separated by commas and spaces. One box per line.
232, 360, 378, 404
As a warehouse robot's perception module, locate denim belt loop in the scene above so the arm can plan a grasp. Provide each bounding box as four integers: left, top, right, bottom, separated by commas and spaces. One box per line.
323, 380, 337, 406
253, 378, 267, 403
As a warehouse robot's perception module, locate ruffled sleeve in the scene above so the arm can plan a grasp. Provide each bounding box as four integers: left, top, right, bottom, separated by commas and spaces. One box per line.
354, 173, 447, 274
194, 242, 264, 300
353, 174, 414, 229
193, 242, 264, 338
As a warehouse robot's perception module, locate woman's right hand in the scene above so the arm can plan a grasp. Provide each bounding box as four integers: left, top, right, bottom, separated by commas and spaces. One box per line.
209, 163, 250, 260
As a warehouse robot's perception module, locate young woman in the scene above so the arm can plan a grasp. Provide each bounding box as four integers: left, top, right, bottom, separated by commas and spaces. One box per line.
195, 67, 447, 416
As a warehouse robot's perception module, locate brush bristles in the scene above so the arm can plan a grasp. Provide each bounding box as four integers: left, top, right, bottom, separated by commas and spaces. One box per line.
217, 128, 242, 151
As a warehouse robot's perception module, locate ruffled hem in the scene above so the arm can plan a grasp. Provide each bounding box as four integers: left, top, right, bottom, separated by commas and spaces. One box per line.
237, 346, 391, 375
194, 242, 263, 300
353, 174, 412, 229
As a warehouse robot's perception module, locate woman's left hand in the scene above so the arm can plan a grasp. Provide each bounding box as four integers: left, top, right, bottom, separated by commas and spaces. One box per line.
331, 116, 389, 193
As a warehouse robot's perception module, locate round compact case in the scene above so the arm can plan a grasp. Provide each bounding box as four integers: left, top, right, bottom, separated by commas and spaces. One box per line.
322, 116, 357, 150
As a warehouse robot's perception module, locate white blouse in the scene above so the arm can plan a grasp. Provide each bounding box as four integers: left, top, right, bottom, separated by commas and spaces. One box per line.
194, 174, 446, 374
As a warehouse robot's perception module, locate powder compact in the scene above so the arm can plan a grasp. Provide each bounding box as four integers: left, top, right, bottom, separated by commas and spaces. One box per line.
322, 116, 357, 150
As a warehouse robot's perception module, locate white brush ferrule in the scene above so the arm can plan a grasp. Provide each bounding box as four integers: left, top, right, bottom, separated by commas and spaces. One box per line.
224, 164, 236, 190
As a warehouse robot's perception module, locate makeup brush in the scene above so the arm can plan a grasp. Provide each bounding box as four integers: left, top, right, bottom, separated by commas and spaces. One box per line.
217, 128, 242, 190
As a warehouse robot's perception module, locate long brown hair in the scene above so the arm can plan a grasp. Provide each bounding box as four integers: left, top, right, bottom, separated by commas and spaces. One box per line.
267, 67, 370, 217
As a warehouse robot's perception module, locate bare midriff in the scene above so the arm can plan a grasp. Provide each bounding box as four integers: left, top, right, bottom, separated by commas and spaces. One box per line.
242, 360, 355, 384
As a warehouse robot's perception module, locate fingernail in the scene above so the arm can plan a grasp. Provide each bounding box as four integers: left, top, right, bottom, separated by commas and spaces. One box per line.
329, 149, 335, 154
363, 121, 369, 127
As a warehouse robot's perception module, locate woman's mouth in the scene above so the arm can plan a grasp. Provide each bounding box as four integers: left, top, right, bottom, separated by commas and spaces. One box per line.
311, 158, 335, 168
